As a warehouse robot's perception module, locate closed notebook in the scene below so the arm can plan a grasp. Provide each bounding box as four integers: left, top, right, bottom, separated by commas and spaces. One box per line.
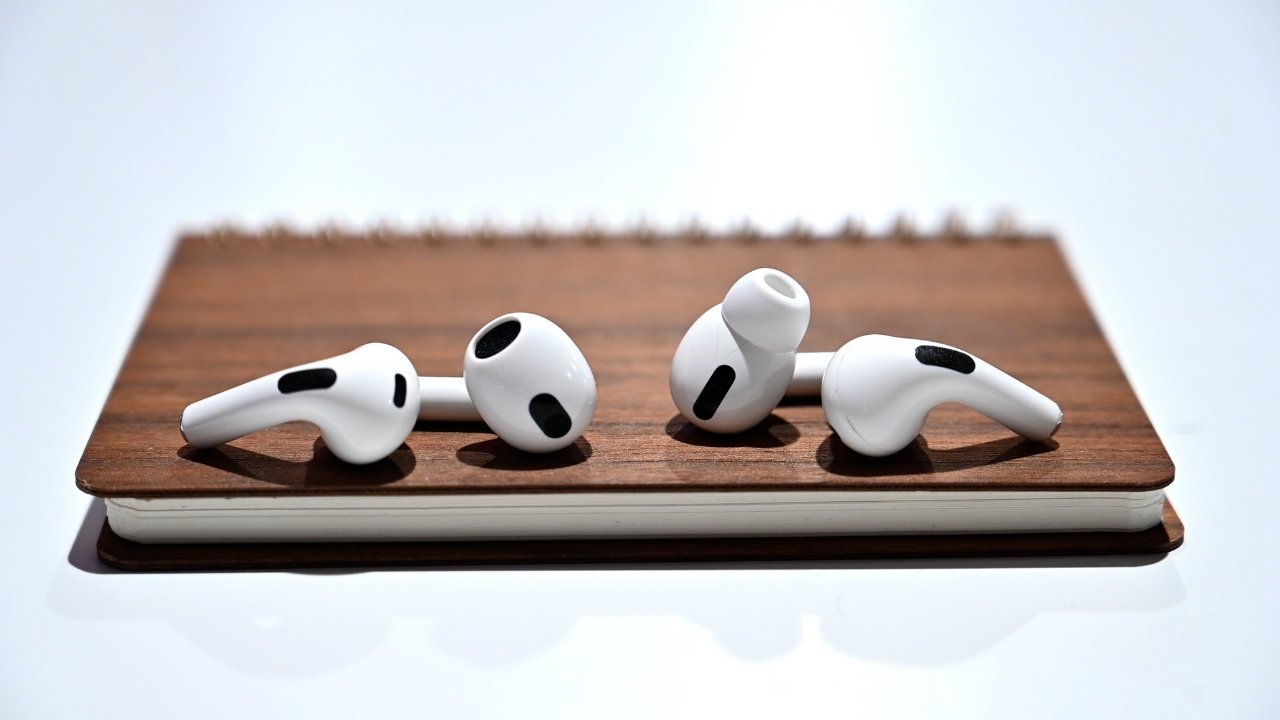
75, 225, 1182, 570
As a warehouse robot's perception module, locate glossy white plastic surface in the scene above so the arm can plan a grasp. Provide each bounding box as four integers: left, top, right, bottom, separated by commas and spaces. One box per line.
822, 334, 1063, 456
670, 304, 798, 433
670, 268, 814, 433
786, 351, 835, 397
179, 343, 421, 464
417, 376, 484, 422
463, 312, 597, 453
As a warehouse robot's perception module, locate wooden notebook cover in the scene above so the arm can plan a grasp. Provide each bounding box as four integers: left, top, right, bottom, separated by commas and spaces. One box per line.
76, 227, 1180, 569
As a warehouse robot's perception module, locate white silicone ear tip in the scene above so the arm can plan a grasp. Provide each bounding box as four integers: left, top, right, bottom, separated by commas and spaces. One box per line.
463, 313, 597, 453
721, 268, 810, 353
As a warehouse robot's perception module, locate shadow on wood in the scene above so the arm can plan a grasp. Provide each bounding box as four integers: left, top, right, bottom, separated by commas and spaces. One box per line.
177, 439, 416, 487
455, 436, 593, 470
816, 433, 1057, 477
664, 414, 801, 448
413, 420, 490, 434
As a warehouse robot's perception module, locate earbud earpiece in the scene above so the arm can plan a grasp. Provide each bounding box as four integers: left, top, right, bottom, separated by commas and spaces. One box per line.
670, 268, 814, 433
417, 312, 597, 453
180, 343, 420, 464
821, 334, 1062, 456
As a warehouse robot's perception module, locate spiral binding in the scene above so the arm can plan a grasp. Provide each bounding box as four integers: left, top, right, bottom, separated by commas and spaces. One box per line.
190, 210, 1044, 248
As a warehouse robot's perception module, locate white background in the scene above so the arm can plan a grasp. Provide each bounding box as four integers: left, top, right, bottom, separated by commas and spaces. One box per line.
2, 2, 1278, 717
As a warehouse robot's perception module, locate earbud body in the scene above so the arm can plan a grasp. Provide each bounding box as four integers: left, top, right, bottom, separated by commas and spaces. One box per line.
821, 334, 1062, 456
670, 268, 811, 433
670, 305, 798, 433
457, 312, 596, 453
180, 343, 420, 464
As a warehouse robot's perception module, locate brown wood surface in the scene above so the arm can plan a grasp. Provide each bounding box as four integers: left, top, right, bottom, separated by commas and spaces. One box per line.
75, 229, 1175, 498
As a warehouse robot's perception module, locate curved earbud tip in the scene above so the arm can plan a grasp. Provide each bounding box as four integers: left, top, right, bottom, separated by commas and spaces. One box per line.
721, 268, 810, 353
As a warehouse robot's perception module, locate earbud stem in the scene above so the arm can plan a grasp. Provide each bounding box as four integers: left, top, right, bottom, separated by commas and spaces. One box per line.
181, 374, 299, 448
959, 362, 1063, 441
785, 352, 834, 397
418, 376, 484, 422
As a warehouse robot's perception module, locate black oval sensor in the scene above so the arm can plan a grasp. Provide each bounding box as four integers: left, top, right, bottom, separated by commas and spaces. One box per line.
393, 374, 407, 408
914, 345, 976, 374
529, 393, 572, 438
278, 368, 338, 394
692, 365, 736, 420
474, 319, 521, 359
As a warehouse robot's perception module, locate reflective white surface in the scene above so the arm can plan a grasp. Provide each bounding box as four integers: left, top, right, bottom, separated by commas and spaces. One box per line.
821, 334, 1062, 456
417, 376, 484, 422
669, 304, 798, 432
181, 343, 421, 464
720, 268, 811, 353
2, 2, 1278, 718
464, 312, 596, 452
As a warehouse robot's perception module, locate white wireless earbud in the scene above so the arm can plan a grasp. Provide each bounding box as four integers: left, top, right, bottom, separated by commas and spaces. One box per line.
821, 334, 1062, 456
180, 343, 420, 465
418, 312, 597, 453
670, 268, 816, 433
669, 268, 1063, 452
182, 313, 597, 462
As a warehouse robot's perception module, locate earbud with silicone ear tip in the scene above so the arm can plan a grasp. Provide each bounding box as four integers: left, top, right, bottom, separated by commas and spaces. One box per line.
417, 312, 596, 453
180, 343, 420, 464
670, 268, 820, 433
821, 334, 1062, 456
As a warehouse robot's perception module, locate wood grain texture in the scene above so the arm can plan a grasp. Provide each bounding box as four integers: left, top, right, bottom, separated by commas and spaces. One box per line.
75, 229, 1175, 498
